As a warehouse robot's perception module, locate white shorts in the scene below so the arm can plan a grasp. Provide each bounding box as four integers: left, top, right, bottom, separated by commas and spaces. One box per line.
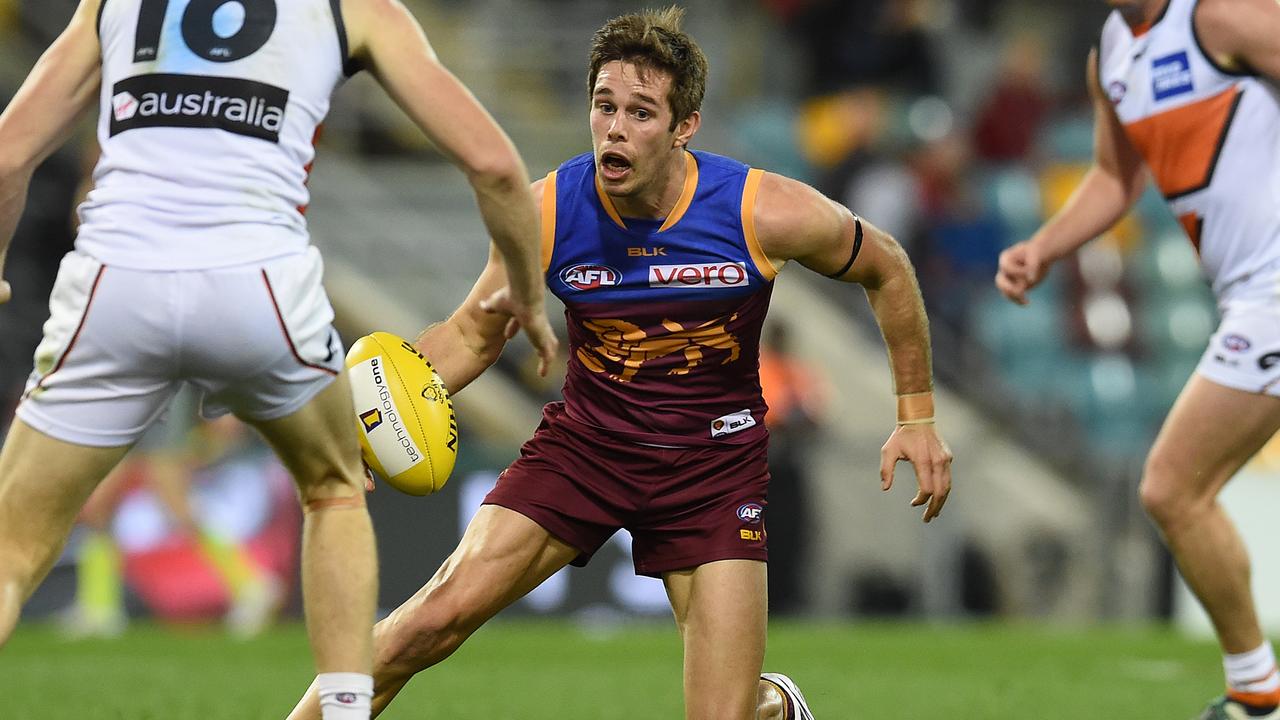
1196, 300, 1280, 396
17, 247, 344, 447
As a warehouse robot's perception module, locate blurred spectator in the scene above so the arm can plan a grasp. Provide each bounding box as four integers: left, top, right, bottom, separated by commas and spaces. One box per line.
63, 395, 288, 638
972, 33, 1051, 164
759, 322, 828, 615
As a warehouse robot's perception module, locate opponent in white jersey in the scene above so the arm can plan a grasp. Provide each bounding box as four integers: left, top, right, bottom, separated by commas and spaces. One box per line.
0, 1, 556, 717
996, 1, 1280, 717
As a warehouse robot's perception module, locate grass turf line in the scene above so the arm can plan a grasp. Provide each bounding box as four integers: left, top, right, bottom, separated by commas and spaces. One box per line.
0, 619, 1226, 719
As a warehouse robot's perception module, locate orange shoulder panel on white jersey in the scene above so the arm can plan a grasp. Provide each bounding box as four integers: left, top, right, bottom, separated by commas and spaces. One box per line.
1098, 0, 1280, 300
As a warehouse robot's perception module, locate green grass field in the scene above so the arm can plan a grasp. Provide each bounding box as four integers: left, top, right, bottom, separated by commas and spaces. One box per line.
0, 618, 1227, 719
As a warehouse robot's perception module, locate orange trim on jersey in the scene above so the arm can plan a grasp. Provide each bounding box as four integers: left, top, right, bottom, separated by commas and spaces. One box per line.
594, 174, 627, 229
740, 168, 778, 281
1123, 87, 1242, 199
1177, 212, 1203, 254
657, 151, 699, 233
541, 171, 557, 273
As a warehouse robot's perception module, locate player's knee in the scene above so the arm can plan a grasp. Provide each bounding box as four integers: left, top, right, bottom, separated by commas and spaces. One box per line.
294, 465, 365, 506
1138, 454, 1206, 528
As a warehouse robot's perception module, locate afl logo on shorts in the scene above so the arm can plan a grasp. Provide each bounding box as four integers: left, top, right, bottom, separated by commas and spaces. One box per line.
1223, 334, 1252, 352
561, 264, 621, 291
737, 503, 763, 524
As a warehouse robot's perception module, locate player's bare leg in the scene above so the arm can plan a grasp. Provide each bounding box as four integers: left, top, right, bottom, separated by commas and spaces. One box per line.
249, 375, 377, 680
664, 559, 770, 720
285, 504, 578, 720
1139, 374, 1280, 712
0, 420, 129, 645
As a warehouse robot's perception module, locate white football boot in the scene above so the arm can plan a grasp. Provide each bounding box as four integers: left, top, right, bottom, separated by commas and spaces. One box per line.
761, 672, 815, 720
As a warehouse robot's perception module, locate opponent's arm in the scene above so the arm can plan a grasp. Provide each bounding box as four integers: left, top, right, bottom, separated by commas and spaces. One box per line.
1195, 0, 1280, 82
413, 178, 551, 393
343, 0, 556, 374
755, 175, 953, 523
995, 48, 1146, 305
0, 0, 103, 304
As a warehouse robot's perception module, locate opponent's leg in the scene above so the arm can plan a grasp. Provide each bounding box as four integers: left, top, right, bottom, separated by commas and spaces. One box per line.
247, 374, 377, 714
0, 420, 129, 645
1137, 375, 1280, 713
664, 559, 769, 720
285, 504, 579, 720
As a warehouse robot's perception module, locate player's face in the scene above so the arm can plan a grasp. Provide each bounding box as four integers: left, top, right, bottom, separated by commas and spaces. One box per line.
590, 61, 686, 199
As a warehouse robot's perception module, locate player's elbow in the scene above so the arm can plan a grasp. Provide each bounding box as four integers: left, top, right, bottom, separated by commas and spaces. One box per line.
462, 146, 526, 197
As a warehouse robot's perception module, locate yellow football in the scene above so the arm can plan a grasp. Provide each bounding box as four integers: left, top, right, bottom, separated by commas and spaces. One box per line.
345, 332, 458, 496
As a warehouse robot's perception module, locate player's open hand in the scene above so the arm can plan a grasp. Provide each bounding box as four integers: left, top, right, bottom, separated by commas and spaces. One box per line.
995, 241, 1049, 306
880, 423, 953, 523
478, 285, 560, 377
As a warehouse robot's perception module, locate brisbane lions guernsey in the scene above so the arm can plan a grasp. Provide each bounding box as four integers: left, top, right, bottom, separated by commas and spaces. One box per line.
1099, 0, 1280, 300
543, 149, 778, 447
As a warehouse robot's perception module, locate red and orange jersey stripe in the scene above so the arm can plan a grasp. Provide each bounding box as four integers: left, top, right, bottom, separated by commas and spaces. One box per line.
1123, 87, 1242, 199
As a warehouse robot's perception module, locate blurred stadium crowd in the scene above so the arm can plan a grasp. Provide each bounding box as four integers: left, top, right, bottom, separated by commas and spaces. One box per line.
2, 0, 1267, 628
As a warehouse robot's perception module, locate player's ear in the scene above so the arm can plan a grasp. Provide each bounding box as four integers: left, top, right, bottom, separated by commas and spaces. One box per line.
672, 111, 700, 149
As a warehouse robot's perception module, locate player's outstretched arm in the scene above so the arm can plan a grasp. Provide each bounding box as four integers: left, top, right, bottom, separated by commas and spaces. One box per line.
995, 48, 1146, 306
343, 0, 557, 373
413, 178, 553, 393
0, 0, 102, 304
754, 174, 953, 522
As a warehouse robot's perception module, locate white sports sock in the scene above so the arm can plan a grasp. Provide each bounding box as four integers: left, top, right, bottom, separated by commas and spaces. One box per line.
1225, 643, 1280, 696
317, 672, 373, 720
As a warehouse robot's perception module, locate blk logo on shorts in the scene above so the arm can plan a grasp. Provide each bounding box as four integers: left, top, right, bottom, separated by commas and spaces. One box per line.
711, 409, 755, 438
359, 408, 383, 432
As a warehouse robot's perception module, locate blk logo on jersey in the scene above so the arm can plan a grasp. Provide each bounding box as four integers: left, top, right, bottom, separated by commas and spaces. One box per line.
561, 264, 621, 291
1152, 52, 1194, 101
649, 262, 748, 288
109, 73, 289, 142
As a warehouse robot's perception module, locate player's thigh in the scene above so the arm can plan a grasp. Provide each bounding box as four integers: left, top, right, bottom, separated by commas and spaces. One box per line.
0, 420, 130, 579
1148, 373, 1280, 496
664, 560, 768, 718
246, 372, 365, 495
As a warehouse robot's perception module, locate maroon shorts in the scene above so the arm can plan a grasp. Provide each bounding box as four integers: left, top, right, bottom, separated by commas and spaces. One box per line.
484, 403, 770, 577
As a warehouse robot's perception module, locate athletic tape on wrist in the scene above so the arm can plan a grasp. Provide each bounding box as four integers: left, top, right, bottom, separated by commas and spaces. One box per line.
896, 391, 934, 424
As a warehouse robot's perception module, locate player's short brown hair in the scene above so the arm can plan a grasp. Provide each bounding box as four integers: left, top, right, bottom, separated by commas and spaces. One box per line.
587, 6, 708, 130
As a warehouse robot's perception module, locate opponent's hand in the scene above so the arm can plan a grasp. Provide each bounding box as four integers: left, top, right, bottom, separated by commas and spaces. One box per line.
478, 285, 560, 376
362, 462, 375, 493
995, 241, 1049, 306
880, 423, 953, 523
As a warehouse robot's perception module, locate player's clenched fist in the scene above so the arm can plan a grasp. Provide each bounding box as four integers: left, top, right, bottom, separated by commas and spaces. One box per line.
995, 241, 1049, 306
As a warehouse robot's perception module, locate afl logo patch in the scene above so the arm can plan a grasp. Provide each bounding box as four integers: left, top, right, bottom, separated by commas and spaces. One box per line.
737, 503, 763, 524
1107, 80, 1126, 104
1223, 334, 1252, 352
561, 264, 620, 291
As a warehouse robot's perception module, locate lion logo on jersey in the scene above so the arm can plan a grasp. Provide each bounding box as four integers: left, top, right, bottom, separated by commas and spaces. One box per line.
577, 314, 741, 383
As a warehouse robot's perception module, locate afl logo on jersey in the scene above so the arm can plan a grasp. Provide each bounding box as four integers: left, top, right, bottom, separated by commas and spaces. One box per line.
560, 264, 621, 291
736, 503, 764, 525
1107, 81, 1127, 105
